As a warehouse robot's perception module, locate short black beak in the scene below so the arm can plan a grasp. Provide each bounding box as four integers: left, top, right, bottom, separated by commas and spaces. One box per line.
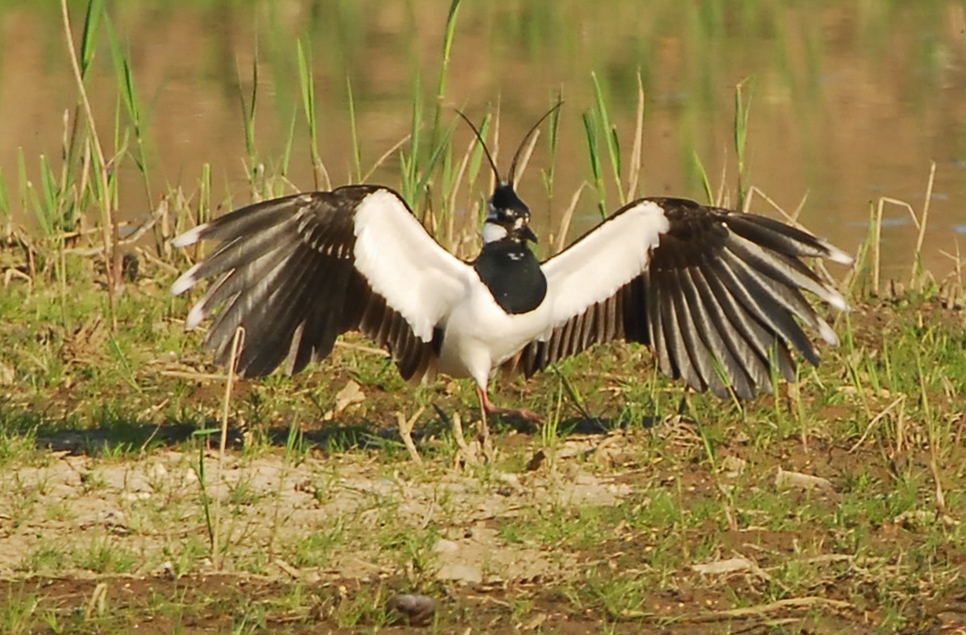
522, 224, 538, 243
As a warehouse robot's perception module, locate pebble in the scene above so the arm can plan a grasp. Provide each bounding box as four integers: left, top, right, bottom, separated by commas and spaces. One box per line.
387, 593, 436, 626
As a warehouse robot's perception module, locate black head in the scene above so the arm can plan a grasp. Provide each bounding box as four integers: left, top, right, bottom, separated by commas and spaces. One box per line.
486, 182, 536, 243
456, 102, 562, 244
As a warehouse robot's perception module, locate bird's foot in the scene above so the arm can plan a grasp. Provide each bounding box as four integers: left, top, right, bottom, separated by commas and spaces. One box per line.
485, 405, 545, 424
477, 387, 545, 424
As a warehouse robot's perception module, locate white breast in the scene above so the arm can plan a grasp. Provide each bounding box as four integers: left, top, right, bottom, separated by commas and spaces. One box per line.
438, 276, 553, 387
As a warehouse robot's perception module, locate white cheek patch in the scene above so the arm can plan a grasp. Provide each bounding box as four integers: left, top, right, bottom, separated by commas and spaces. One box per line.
482, 222, 509, 244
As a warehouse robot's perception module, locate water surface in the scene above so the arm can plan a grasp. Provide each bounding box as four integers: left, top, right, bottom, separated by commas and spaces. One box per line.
2, 1, 965, 278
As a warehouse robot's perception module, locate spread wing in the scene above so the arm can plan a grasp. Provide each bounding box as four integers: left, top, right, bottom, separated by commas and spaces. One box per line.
510, 197, 852, 399
171, 185, 472, 380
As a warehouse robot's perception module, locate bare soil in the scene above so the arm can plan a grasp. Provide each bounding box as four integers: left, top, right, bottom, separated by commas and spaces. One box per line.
2, 298, 966, 634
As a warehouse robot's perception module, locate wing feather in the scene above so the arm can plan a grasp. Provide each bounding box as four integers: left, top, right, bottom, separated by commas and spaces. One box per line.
665, 267, 713, 391
692, 263, 772, 392
509, 197, 851, 398
172, 185, 471, 380
679, 266, 752, 398
541, 199, 669, 325
717, 249, 821, 367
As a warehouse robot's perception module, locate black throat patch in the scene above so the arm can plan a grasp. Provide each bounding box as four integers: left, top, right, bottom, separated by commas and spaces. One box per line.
473, 240, 547, 314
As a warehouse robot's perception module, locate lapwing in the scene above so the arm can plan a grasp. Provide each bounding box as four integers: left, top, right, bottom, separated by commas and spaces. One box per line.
171, 106, 853, 443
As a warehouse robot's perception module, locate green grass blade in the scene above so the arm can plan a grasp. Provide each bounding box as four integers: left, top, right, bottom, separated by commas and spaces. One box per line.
79, 0, 103, 79
581, 110, 606, 218
346, 76, 362, 183
541, 95, 562, 202
198, 163, 211, 226
401, 71, 423, 205
0, 168, 10, 231
692, 149, 714, 205
31, 155, 54, 238
280, 105, 298, 185
415, 121, 455, 199
37, 154, 63, 235
107, 335, 141, 394
592, 72, 623, 205
104, 19, 141, 142
466, 113, 492, 190
236, 50, 259, 184
297, 39, 324, 189
734, 76, 756, 209
430, 0, 463, 152
16, 147, 28, 217
104, 13, 151, 201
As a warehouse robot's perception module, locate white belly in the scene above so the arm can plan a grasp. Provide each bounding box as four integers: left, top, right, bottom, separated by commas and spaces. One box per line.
437, 280, 553, 388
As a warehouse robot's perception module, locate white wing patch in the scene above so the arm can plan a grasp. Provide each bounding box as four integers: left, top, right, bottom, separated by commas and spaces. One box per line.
352, 189, 472, 342
541, 200, 669, 329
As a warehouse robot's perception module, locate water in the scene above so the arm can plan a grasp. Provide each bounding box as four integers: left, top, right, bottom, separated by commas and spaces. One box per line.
2, 1, 965, 278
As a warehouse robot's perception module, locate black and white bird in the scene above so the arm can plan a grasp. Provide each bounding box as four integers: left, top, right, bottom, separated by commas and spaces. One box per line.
171, 108, 852, 431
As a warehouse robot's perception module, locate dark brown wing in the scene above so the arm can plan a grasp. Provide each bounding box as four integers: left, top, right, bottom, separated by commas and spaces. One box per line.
510, 197, 852, 399
171, 185, 466, 381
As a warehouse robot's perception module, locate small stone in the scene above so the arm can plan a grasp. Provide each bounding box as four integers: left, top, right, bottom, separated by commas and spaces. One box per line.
775, 467, 833, 492
692, 556, 754, 575
159, 561, 177, 580
387, 593, 435, 626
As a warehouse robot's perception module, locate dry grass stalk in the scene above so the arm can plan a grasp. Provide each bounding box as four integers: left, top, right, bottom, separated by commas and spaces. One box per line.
221, 325, 246, 458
